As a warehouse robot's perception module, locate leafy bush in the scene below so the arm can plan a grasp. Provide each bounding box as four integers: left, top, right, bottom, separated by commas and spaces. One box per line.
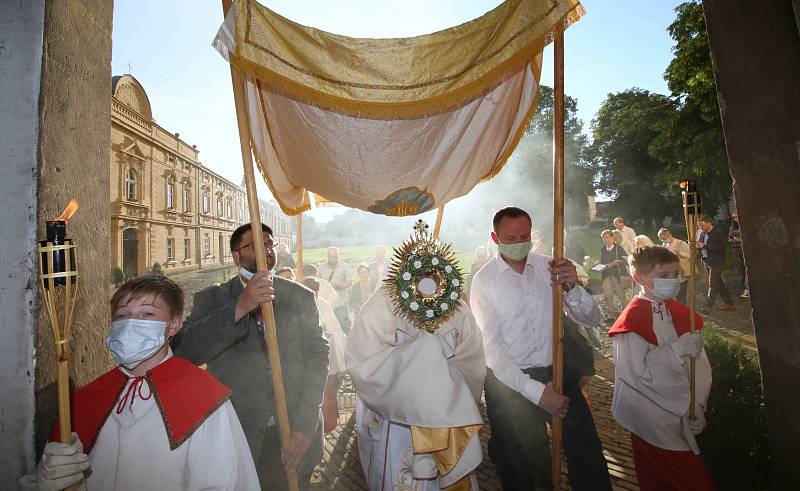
698, 325, 770, 489
151, 262, 163, 275
112, 267, 125, 288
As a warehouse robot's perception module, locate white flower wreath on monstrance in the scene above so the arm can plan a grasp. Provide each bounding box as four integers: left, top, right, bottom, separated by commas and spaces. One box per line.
385, 220, 465, 333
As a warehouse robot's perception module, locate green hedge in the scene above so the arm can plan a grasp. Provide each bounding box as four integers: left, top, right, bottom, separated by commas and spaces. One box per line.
699, 325, 770, 489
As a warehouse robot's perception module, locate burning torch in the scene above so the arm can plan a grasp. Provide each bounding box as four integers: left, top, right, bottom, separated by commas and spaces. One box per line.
680, 181, 700, 419
37, 200, 80, 448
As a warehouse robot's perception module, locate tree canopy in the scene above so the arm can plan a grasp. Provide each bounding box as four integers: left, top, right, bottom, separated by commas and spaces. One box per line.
589, 0, 732, 225
588, 89, 679, 225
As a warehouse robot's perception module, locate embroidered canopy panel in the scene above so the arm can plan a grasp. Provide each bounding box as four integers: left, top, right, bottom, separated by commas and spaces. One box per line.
216, 0, 584, 215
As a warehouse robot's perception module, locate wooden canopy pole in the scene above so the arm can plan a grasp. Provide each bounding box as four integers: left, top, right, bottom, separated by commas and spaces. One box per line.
433, 206, 445, 240
221, 1, 298, 489
297, 214, 303, 281
551, 22, 566, 489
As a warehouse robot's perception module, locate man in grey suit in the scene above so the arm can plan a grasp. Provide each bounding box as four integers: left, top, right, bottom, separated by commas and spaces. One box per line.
175, 223, 329, 490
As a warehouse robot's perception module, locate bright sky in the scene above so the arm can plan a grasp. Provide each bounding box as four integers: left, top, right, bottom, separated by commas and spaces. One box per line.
112, 0, 680, 221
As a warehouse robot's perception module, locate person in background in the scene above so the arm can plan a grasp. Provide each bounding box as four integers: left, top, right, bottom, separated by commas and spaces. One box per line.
275, 267, 296, 281
633, 235, 655, 249
600, 229, 629, 323
696, 215, 735, 312
614, 217, 637, 252
531, 230, 548, 255
301, 277, 347, 435
658, 228, 692, 304
303, 264, 338, 307
317, 247, 353, 332
728, 211, 748, 298
368, 245, 390, 286
275, 242, 296, 271
467, 245, 490, 295
613, 229, 633, 255
348, 263, 375, 313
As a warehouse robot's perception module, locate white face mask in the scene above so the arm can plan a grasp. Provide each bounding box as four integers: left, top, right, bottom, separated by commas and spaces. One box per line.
651, 278, 680, 301
106, 318, 169, 369
239, 267, 254, 280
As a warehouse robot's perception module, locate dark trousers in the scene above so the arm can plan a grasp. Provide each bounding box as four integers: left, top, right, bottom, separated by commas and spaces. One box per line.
703, 260, 733, 306
732, 247, 747, 291
484, 367, 611, 491
256, 426, 320, 491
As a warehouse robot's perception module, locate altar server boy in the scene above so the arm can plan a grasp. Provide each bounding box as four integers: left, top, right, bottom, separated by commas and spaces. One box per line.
29, 274, 259, 490
608, 246, 716, 490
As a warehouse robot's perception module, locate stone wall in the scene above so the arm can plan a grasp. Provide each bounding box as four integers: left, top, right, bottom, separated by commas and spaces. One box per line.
703, 0, 800, 487
34, 0, 115, 454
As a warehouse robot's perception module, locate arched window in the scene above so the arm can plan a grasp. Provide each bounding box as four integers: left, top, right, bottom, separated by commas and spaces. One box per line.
125, 168, 137, 201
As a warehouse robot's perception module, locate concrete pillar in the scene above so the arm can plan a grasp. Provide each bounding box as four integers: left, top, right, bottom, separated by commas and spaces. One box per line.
703, 0, 800, 487
33, 0, 115, 464
0, 1, 45, 483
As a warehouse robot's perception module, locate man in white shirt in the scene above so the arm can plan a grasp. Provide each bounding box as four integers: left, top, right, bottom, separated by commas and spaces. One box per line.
614, 217, 637, 251
317, 247, 353, 330
470, 207, 611, 490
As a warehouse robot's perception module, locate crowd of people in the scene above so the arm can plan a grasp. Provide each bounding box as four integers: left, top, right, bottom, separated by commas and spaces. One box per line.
26, 206, 743, 490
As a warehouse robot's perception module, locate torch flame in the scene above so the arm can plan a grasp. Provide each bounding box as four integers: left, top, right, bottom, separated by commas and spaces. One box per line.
55, 199, 80, 222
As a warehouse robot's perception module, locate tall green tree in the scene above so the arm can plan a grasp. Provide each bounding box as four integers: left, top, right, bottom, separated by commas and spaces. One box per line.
588, 88, 680, 225
650, 0, 732, 211
521, 85, 594, 226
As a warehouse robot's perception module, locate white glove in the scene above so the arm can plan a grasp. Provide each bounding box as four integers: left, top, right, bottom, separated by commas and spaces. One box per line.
37, 432, 90, 491
671, 331, 703, 359
687, 407, 707, 435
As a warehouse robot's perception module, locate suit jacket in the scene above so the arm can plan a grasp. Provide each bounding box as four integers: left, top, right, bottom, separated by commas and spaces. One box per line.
702, 226, 728, 265
174, 275, 329, 468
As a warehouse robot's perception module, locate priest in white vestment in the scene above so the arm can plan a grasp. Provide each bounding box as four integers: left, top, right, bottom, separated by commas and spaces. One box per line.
347, 285, 485, 490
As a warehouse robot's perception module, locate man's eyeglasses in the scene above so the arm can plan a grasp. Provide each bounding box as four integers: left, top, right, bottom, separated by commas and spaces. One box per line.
234, 242, 274, 252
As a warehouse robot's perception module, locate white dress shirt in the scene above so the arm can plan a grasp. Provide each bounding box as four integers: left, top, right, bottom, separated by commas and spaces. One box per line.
470, 252, 602, 405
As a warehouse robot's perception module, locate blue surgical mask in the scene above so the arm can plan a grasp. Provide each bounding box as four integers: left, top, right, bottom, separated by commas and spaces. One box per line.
239, 266, 254, 280
652, 278, 680, 301
106, 319, 169, 369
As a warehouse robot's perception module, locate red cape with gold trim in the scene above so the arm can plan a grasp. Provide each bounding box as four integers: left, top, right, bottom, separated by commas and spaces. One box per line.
608, 297, 704, 346
52, 356, 232, 452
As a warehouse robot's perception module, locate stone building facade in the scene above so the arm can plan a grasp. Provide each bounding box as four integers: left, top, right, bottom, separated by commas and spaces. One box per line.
110, 74, 294, 276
